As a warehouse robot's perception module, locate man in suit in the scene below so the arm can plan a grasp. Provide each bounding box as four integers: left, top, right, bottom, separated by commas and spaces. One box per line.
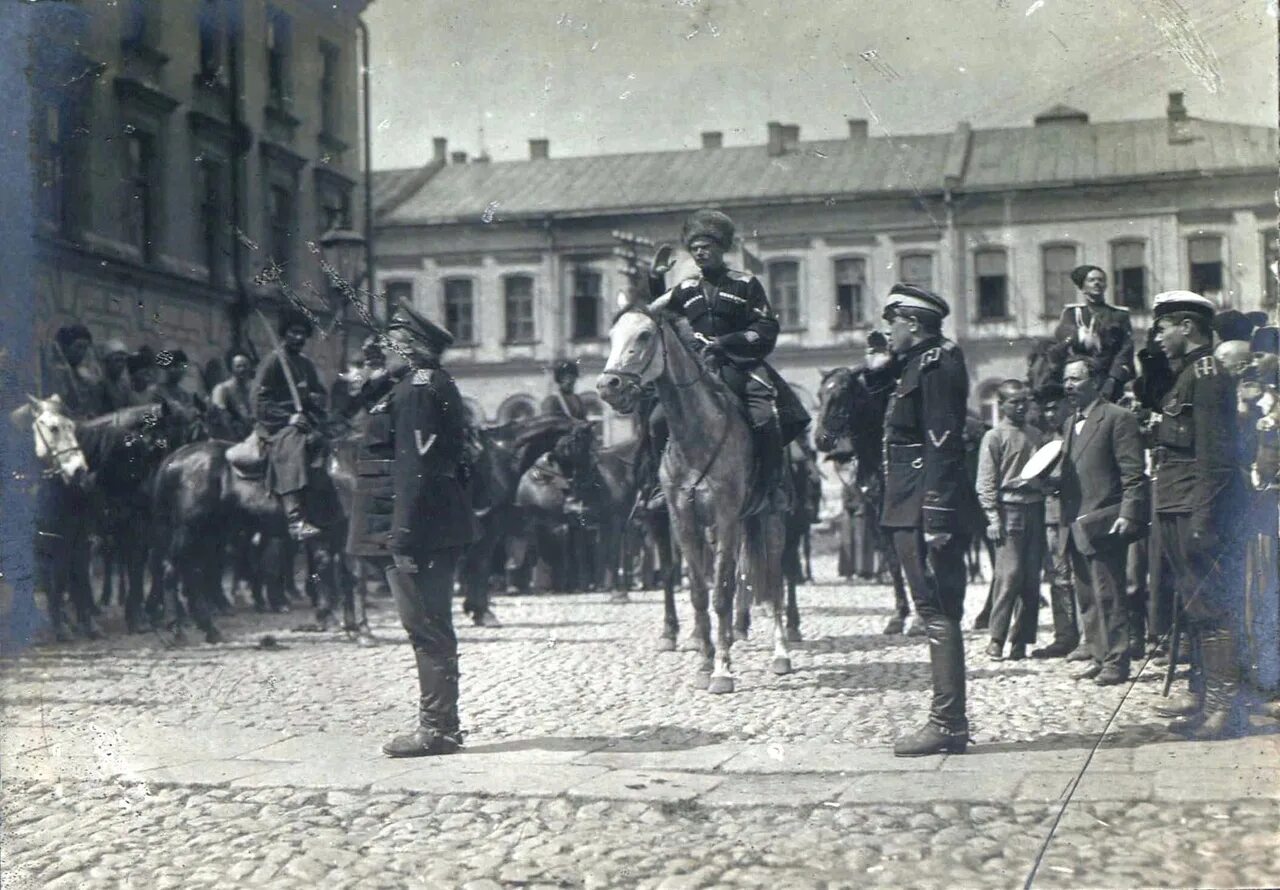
879, 285, 985, 757
1055, 355, 1150, 686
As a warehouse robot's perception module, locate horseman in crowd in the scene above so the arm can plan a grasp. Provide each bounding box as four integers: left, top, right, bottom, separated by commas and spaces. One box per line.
1047, 265, 1136, 402
46, 323, 103, 419
649, 208, 809, 516
210, 351, 255, 440
542, 359, 589, 420
152, 349, 207, 440
97, 339, 137, 412
254, 307, 329, 542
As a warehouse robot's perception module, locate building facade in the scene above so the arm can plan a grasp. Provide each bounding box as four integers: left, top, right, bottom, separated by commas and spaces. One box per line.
372, 96, 1277, 438
30, 0, 370, 390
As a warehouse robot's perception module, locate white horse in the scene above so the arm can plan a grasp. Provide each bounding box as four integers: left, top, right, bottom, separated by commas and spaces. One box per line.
22, 395, 89, 484
597, 305, 791, 694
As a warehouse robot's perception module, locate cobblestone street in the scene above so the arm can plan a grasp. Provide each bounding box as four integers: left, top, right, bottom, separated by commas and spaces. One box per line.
4, 554, 1279, 889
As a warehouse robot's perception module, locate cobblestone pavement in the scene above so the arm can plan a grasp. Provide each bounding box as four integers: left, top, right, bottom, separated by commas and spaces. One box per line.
3, 553, 1279, 889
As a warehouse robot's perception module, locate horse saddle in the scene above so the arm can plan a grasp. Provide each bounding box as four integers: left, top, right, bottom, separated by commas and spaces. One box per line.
226, 433, 267, 479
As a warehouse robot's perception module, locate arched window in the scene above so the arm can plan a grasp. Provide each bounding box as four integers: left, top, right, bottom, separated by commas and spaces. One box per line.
498, 395, 537, 424
503, 275, 536, 343
767, 260, 802, 329
973, 248, 1008, 320
443, 277, 475, 344
1042, 244, 1078, 318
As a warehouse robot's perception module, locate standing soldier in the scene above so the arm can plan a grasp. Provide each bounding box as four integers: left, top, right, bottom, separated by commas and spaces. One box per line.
254, 308, 328, 542
542, 359, 588, 420
1047, 265, 1136, 402
375, 305, 482, 757
1150, 291, 1248, 738
879, 284, 984, 757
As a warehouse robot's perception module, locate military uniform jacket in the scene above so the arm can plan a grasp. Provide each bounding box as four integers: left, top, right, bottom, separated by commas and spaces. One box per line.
541, 390, 587, 420
880, 338, 984, 534
387, 365, 482, 554
665, 267, 780, 369
1051, 301, 1136, 397
1154, 345, 1240, 535
253, 348, 325, 436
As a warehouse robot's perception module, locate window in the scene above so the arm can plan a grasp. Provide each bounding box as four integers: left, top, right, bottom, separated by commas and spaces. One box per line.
319, 42, 339, 137
571, 268, 602, 340
37, 105, 66, 228
833, 258, 866, 329
443, 278, 475, 343
318, 187, 351, 232
266, 9, 291, 107
1264, 232, 1279, 307
267, 184, 294, 271
123, 0, 160, 48
198, 0, 225, 83
898, 253, 933, 291
197, 157, 228, 282
1111, 240, 1147, 311
124, 131, 156, 260
382, 281, 412, 323
1188, 236, 1224, 300
974, 249, 1008, 320
504, 275, 536, 343
768, 260, 802, 329
1042, 244, 1078, 317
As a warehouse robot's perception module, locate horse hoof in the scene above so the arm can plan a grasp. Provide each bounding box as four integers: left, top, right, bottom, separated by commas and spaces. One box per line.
608, 591, 630, 604
771, 657, 792, 675
707, 676, 735, 694
679, 635, 702, 652
355, 632, 379, 647
785, 627, 803, 643
473, 610, 502, 628
656, 636, 677, 652
204, 627, 225, 645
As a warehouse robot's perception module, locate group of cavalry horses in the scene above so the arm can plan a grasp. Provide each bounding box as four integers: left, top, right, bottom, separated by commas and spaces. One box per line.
19, 305, 1021, 692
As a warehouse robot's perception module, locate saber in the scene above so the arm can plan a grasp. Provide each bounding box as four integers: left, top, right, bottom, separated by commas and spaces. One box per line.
254, 307, 304, 415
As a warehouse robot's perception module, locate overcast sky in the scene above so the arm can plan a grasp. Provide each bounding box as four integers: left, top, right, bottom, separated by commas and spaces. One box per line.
364, 0, 1277, 169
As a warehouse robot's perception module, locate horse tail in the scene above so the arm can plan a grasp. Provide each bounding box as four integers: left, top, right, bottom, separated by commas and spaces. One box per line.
742, 514, 773, 607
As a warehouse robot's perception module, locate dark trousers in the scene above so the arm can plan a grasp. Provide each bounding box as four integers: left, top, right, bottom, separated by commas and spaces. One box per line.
1043, 523, 1078, 648
990, 503, 1046, 647
387, 546, 463, 733
1157, 514, 1243, 630
719, 363, 777, 428
1066, 534, 1129, 670
891, 528, 968, 731
267, 425, 309, 496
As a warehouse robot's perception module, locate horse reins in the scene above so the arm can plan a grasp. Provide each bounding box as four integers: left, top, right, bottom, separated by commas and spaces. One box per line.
31, 410, 86, 480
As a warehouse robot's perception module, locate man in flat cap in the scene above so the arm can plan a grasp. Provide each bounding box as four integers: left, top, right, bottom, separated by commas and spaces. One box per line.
358, 305, 480, 757
878, 284, 985, 756
650, 208, 810, 515
542, 359, 588, 421
254, 307, 329, 541
1149, 291, 1249, 738
1048, 265, 1136, 403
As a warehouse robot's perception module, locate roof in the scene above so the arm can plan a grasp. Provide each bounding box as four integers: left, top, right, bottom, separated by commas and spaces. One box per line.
376, 117, 1277, 226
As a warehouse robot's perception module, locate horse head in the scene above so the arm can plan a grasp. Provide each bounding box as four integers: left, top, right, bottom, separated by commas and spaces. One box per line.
25, 394, 90, 486
598, 304, 664, 415
814, 366, 869, 454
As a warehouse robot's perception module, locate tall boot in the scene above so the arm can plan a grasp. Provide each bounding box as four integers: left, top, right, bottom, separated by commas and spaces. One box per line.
383, 647, 462, 757
281, 491, 320, 542
895, 617, 969, 756
741, 417, 783, 518
1126, 595, 1148, 661
1166, 626, 1209, 726
1185, 628, 1249, 740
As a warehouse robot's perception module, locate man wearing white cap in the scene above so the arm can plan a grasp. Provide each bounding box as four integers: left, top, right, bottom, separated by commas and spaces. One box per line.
1149, 290, 1249, 738
879, 284, 985, 756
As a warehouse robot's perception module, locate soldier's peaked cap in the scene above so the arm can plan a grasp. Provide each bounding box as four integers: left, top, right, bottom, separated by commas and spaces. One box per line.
681, 209, 735, 249
885, 283, 950, 319
1152, 290, 1217, 323
388, 303, 454, 351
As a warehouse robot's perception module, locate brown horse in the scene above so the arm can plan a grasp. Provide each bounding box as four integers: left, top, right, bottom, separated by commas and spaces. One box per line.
598, 305, 792, 693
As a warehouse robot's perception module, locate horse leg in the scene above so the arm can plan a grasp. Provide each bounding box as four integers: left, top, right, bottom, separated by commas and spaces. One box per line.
668, 498, 712, 669
654, 514, 679, 651
786, 571, 802, 643
766, 521, 793, 674
186, 533, 223, 644
124, 530, 148, 634
708, 534, 739, 694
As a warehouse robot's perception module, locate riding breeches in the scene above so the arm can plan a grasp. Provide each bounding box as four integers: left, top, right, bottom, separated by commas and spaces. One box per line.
719, 363, 777, 428
266, 425, 309, 496
388, 546, 462, 732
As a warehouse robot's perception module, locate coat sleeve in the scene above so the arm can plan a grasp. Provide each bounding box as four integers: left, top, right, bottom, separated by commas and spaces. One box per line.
1109, 313, 1136, 387
1113, 409, 1150, 524
975, 428, 1000, 523
718, 276, 780, 362
920, 353, 971, 534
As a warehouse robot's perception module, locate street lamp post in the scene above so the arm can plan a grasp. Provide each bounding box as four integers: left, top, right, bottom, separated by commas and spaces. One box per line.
319, 226, 368, 364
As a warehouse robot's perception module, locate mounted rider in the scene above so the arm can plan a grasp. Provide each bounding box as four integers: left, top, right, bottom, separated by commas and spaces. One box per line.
254, 306, 329, 541
542, 359, 589, 420
650, 208, 810, 515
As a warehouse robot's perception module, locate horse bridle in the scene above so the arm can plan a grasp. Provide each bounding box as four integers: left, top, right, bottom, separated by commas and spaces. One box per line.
606, 316, 711, 393
31, 411, 86, 480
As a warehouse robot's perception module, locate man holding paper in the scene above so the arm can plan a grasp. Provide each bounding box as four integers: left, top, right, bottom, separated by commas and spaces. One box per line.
1053, 356, 1150, 686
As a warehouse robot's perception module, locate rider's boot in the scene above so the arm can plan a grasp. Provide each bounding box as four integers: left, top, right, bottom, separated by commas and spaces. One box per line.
281, 491, 321, 542
741, 417, 783, 518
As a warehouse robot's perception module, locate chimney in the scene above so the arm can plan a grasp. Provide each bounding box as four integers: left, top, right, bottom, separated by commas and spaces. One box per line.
847, 118, 869, 140
473, 153, 491, 164
781, 124, 801, 153
432, 137, 447, 164
529, 138, 549, 160
701, 131, 723, 150
1167, 91, 1188, 121
1167, 91, 1194, 144
450, 151, 468, 164
766, 121, 784, 157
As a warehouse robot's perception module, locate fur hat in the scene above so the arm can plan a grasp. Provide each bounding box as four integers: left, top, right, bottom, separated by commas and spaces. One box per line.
1070, 264, 1105, 289
1213, 309, 1254, 343
276, 306, 315, 338
681, 209, 735, 250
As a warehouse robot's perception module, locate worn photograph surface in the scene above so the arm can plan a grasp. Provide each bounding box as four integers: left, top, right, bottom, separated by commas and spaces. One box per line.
2, 1, 1279, 887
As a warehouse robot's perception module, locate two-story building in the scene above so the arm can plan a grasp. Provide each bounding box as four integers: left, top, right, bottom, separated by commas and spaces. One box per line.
372, 94, 1276, 438
30, 0, 370, 388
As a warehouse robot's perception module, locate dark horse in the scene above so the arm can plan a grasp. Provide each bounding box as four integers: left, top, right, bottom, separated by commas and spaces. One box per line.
813, 366, 912, 633
150, 437, 351, 644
